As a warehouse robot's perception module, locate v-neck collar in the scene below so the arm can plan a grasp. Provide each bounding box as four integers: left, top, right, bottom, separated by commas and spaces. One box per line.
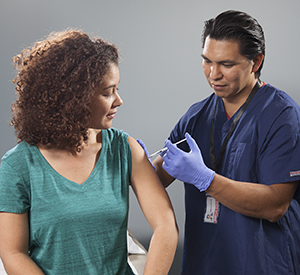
34, 130, 107, 187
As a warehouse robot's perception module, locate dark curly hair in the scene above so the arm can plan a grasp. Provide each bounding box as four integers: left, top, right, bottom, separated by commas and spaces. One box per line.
11, 29, 119, 152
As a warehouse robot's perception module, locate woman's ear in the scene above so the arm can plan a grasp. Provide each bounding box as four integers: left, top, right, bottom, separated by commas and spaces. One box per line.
252, 53, 264, 73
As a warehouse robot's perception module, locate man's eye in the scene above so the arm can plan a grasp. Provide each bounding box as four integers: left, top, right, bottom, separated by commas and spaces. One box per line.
223, 63, 233, 68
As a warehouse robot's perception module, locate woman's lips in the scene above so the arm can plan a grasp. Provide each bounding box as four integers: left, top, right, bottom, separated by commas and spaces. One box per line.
107, 112, 116, 119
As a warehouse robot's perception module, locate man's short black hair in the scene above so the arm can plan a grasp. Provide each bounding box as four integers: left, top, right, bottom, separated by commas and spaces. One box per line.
202, 10, 265, 78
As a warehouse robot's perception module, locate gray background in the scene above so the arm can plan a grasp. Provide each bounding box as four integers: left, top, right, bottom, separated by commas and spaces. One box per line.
1, 1, 299, 274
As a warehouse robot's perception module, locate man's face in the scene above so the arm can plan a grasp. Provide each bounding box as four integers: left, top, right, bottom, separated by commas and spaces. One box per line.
201, 37, 256, 105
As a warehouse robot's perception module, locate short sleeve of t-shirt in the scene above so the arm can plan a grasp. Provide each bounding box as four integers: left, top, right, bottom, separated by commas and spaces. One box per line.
0, 155, 30, 213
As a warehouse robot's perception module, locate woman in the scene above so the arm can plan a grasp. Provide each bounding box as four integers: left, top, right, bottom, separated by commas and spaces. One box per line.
0, 29, 178, 274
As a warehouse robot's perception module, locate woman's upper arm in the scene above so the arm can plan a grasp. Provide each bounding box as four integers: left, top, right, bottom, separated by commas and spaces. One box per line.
127, 137, 176, 229
0, 212, 29, 256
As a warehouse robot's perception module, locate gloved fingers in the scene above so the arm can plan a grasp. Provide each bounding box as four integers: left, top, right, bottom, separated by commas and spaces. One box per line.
162, 160, 168, 171
162, 150, 178, 171
185, 133, 200, 153
162, 144, 180, 163
163, 149, 184, 174
136, 139, 149, 158
162, 150, 172, 166
164, 139, 182, 155
162, 160, 176, 177
162, 159, 170, 172
164, 139, 178, 154
136, 138, 146, 148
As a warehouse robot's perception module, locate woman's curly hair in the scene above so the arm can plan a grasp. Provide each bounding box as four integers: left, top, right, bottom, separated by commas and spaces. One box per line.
11, 29, 119, 152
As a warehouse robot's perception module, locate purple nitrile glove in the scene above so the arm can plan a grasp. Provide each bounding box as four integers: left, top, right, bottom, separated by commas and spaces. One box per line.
162, 133, 215, 192
136, 139, 156, 171
136, 139, 150, 157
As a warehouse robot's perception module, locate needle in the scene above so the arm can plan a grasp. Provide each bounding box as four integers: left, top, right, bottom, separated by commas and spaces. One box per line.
148, 138, 187, 159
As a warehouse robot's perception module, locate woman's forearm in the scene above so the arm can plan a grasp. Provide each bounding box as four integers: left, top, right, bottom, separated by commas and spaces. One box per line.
143, 221, 178, 275
2, 252, 45, 275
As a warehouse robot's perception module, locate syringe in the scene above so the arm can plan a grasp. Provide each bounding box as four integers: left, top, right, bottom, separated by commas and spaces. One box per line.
148, 138, 187, 159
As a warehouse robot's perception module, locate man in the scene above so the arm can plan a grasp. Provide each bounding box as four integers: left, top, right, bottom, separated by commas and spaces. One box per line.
148, 10, 300, 274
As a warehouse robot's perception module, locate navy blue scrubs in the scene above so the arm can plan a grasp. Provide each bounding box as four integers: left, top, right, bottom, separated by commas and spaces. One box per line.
169, 84, 300, 274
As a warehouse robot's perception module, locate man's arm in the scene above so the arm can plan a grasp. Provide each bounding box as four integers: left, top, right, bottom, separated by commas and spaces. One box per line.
207, 174, 299, 222
162, 133, 299, 222
152, 155, 175, 188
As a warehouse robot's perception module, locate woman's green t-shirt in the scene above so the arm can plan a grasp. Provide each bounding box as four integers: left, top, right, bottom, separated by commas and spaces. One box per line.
0, 128, 134, 275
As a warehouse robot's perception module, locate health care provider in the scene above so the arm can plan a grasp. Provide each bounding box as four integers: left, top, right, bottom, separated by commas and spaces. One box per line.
0, 29, 178, 275
149, 10, 300, 275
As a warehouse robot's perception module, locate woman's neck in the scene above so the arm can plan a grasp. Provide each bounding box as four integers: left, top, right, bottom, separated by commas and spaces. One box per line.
85, 129, 102, 146
37, 129, 103, 156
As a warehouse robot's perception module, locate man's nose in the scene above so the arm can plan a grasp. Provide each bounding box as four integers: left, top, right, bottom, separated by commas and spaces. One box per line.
210, 64, 222, 80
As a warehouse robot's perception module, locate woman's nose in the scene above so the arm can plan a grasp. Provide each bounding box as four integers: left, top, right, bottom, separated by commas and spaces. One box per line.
114, 92, 123, 107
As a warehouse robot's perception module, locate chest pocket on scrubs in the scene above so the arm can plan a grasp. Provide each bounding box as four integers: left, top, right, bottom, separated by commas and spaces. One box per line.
228, 142, 257, 182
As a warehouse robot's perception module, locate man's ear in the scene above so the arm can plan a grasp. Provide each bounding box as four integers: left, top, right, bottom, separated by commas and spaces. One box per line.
252, 53, 264, 73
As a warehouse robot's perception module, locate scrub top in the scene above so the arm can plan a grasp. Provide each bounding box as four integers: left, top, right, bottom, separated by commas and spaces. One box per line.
169, 84, 300, 275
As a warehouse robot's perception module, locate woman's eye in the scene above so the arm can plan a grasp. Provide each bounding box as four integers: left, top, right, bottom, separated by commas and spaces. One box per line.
102, 87, 119, 98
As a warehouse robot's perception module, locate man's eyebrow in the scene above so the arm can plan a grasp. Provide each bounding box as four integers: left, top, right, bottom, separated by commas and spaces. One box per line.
201, 54, 236, 64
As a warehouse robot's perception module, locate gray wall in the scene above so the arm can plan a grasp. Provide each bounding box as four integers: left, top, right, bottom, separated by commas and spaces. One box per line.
1, 1, 300, 274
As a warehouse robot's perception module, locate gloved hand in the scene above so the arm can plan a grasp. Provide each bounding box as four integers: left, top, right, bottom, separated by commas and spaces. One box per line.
136, 139, 156, 171
162, 133, 215, 192
136, 139, 150, 157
